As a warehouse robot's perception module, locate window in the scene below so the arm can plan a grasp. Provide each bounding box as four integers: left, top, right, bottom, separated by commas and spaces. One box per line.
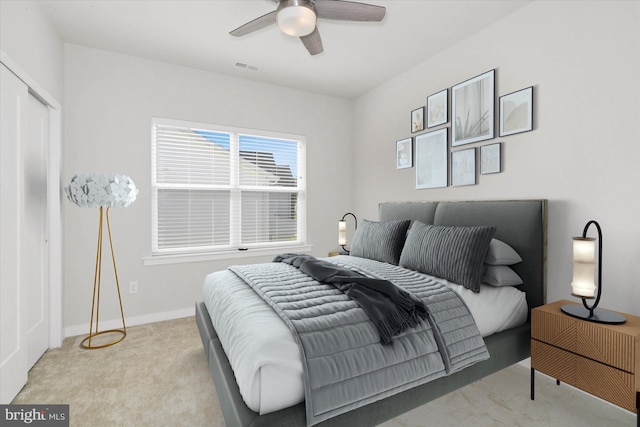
151, 118, 306, 258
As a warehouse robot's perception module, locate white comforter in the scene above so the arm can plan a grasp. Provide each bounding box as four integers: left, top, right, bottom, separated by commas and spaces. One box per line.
202, 262, 527, 415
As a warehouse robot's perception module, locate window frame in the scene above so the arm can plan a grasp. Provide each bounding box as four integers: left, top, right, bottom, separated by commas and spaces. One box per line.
146, 117, 309, 265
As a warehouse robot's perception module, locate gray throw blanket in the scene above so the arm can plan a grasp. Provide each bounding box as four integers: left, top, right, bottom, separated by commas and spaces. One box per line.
273, 253, 427, 345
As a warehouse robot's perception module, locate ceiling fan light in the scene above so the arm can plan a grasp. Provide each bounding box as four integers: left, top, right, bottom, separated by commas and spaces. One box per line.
277, 5, 316, 37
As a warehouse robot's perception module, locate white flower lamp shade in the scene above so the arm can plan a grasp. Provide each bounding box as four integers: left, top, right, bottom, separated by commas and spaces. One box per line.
65, 173, 138, 349
64, 173, 138, 208
561, 220, 625, 324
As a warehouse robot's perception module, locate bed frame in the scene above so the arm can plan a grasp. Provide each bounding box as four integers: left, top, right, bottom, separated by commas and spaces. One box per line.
196, 199, 547, 426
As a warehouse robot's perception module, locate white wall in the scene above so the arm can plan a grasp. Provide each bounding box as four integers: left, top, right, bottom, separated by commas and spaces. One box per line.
352, 1, 640, 315
63, 45, 353, 330
0, 0, 64, 101
5, 0, 638, 332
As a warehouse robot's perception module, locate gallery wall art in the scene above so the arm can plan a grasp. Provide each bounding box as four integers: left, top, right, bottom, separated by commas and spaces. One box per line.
397, 69, 534, 189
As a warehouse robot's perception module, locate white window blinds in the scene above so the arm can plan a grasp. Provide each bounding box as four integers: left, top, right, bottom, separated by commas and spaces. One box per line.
151, 118, 306, 256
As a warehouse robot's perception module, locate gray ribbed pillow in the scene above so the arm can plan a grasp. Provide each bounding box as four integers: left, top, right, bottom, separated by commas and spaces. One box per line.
399, 222, 496, 292
349, 219, 411, 265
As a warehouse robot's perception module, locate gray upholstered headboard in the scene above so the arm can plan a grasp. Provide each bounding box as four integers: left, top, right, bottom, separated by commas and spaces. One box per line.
379, 200, 547, 309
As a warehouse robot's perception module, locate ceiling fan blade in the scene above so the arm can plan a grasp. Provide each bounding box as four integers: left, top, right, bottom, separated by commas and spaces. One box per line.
315, 0, 386, 21
300, 27, 323, 55
229, 11, 277, 37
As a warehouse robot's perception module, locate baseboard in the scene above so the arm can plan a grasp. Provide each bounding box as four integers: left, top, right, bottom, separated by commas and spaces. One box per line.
64, 307, 195, 339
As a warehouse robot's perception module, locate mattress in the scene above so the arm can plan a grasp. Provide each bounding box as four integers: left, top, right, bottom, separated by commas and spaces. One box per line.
202, 259, 527, 415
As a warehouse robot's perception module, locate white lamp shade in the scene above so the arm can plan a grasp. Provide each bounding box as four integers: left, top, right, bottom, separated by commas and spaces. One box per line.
65, 173, 138, 208
571, 237, 596, 298
277, 6, 316, 36
338, 220, 347, 245
573, 237, 596, 262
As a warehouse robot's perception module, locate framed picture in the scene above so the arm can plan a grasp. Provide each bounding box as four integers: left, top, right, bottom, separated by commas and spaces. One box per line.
415, 128, 448, 189
499, 86, 533, 136
427, 89, 448, 128
411, 107, 424, 133
451, 69, 495, 146
396, 138, 413, 169
451, 148, 476, 186
480, 143, 501, 174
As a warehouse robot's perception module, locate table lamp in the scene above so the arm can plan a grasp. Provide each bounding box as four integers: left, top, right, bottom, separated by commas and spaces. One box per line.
561, 220, 625, 324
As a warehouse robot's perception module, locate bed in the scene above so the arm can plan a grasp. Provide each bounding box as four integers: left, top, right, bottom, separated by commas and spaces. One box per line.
196, 199, 547, 426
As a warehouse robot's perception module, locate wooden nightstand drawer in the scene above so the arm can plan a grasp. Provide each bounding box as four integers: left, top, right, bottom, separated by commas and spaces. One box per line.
532, 340, 636, 412
531, 300, 640, 420
531, 340, 576, 384
532, 304, 636, 372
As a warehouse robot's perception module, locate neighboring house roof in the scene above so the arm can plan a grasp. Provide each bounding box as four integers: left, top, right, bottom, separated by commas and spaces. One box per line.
169, 129, 295, 187
240, 150, 296, 187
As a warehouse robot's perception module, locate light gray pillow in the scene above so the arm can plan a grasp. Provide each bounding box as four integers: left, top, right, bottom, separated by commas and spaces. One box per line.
483, 265, 523, 287
399, 222, 496, 292
349, 219, 411, 265
485, 238, 522, 265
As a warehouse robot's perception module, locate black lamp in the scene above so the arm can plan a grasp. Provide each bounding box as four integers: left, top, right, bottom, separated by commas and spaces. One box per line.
560, 220, 625, 324
338, 212, 357, 254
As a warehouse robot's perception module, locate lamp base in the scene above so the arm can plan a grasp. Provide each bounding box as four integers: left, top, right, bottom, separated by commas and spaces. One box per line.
561, 304, 626, 324
81, 329, 126, 349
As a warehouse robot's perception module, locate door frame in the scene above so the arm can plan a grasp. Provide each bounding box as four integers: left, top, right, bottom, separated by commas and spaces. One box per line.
1, 51, 63, 348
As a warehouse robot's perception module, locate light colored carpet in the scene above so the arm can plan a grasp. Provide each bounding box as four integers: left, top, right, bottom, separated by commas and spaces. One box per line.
12, 317, 224, 426
13, 317, 635, 426
381, 363, 635, 427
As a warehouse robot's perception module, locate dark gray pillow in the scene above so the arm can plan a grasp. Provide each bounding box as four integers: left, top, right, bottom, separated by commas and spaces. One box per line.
349, 219, 411, 265
399, 222, 496, 292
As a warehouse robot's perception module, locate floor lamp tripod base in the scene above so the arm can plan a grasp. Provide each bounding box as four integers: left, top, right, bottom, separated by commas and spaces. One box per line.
80, 329, 126, 349
81, 207, 127, 349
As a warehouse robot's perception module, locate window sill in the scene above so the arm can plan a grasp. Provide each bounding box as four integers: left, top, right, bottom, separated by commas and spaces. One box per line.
142, 244, 314, 266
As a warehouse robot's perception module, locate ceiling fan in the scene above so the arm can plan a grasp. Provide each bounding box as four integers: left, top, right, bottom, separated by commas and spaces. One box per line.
229, 0, 386, 56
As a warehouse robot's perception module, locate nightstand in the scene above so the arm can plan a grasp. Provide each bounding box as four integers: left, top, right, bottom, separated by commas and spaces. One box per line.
531, 300, 639, 426
328, 251, 348, 257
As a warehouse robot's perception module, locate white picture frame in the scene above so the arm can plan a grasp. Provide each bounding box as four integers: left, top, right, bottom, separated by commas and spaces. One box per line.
396, 137, 412, 169
452, 69, 495, 146
451, 148, 476, 186
427, 89, 448, 128
480, 143, 501, 174
415, 128, 448, 189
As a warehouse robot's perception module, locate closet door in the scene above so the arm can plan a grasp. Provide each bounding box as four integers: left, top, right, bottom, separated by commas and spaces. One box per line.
0, 63, 28, 403
25, 93, 50, 368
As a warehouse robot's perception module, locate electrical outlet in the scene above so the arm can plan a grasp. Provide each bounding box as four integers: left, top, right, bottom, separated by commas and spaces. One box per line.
129, 281, 138, 294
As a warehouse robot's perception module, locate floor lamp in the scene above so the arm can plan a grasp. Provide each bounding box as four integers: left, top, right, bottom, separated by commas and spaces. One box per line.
65, 173, 138, 349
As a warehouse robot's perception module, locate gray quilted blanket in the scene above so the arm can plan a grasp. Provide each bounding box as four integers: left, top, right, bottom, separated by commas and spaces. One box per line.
229, 255, 489, 426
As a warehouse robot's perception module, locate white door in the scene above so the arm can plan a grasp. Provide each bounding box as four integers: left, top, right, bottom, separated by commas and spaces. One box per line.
25, 94, 50, 368
0, 63, 28, 403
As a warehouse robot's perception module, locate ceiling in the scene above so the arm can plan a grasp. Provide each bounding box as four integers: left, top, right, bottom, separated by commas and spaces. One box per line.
38, 0, 531, 99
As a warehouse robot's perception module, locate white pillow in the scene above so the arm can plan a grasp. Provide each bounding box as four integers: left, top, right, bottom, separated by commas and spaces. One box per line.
483, 265, 523, 287
485, 239, 522, 266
